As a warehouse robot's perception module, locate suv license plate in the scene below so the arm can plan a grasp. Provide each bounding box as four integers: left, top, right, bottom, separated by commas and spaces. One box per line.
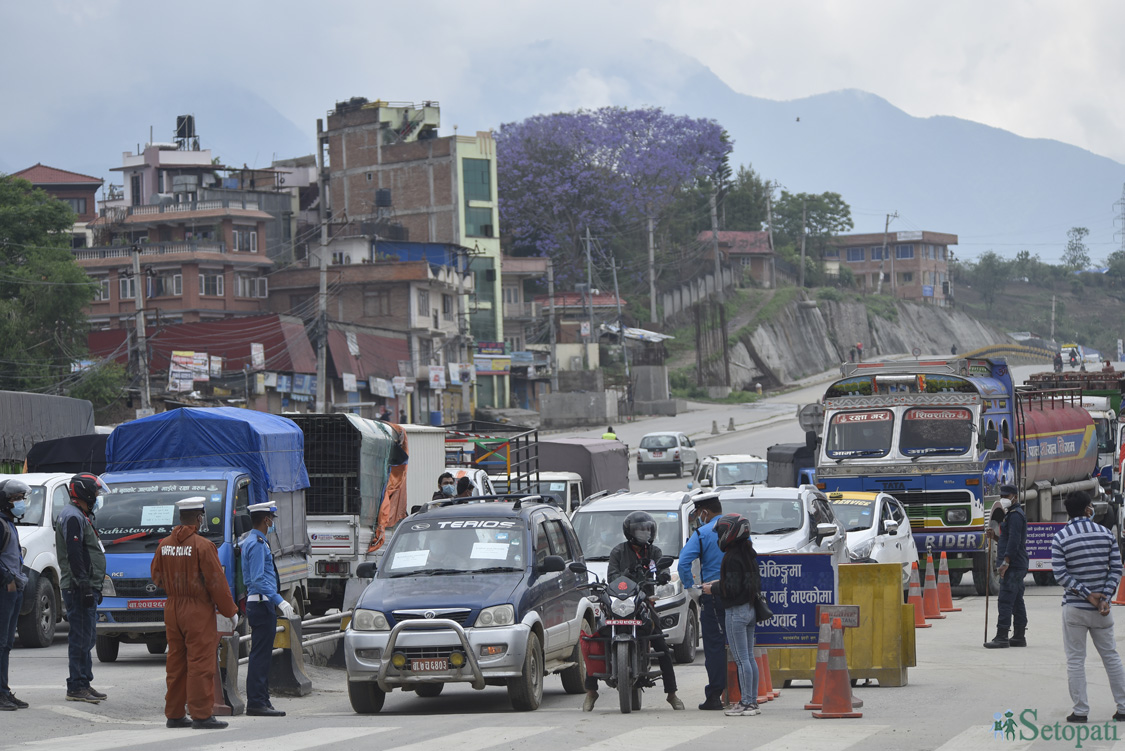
411, 658, 449, 671
652, 450, 663, 457
604, 619, 644, 626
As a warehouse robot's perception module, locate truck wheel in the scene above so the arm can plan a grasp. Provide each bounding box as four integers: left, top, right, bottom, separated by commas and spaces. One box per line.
348, 680, 386, 713
1032, 571, 1057, 586
414, 682, 444, 697
948, 570, 964, 586
673, 607, 699, 664
560, 620, 591, 694
307, 603, 329, 617
507, 633, 544, 711
146, 635, 168, 654
17, 577, 56, 648
972, 549, 1000, 597
95, 634, 120, 663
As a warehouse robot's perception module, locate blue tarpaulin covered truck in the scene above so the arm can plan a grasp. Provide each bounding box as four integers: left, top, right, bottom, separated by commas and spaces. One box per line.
94, 407, 311, 662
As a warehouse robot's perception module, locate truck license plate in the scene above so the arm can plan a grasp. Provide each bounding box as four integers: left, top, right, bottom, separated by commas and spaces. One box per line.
411, 658, 448, 671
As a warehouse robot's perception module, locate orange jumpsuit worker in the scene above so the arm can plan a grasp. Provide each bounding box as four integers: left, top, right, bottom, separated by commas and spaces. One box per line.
151, 497, 238, 730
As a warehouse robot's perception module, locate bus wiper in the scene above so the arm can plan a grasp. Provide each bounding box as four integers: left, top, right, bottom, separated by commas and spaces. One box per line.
909, 447, 964, 460
110, 530, 163, 546
831, 449, 886, 459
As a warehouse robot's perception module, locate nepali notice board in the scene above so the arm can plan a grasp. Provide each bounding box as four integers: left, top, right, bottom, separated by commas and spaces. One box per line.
1026, 522, 1066, 571
756, 553, 838, 648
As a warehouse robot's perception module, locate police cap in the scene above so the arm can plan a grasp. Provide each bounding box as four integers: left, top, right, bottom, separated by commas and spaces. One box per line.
999, 484, 1018, 498
175, 497, 207, 511
248, 501, 278, 514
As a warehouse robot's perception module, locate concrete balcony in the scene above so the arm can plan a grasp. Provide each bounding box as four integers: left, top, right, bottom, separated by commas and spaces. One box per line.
503, 301, 540, 320
74, 241, 227, 261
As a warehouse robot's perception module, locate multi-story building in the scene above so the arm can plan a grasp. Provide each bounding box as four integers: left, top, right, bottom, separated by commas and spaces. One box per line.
828, 230, 956, 305
11, 163, 103, 248
500, 256, 548, 353
318, 98, 506, 407
267, 240, 473, 423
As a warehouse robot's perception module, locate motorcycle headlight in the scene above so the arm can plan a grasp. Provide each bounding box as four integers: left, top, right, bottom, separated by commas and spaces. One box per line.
475, 604, 515, 628
352, 608, 389, 631
102, 575, 117, 597
611, 598, 634, 617
849, 538, 876, 560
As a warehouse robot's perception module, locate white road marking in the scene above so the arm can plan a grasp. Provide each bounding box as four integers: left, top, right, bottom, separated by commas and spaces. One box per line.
933, 724, 1034, 751
23, 728, 191, 751
571, 726, 717, 751
391, 726, 555, 751
46, 704, 164, 725
752, 724, 890, 751
194, 725, 390, 751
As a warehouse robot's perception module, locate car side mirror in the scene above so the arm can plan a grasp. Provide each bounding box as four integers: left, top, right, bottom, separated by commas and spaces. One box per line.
815, 522, 838, 541
884, 519, 900, 533
699, 478, 711, 487
982, 428, 1000, 451
539, 555, 566, 573
234, 514, 252, 536
569, 561, 588, 574
656, 555, 675, 570
356, 562, 377, 579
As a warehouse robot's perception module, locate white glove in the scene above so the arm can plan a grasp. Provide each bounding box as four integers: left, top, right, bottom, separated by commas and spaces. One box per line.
278, 600, 297, 619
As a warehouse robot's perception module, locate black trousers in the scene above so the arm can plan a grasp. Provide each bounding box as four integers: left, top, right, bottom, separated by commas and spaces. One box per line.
246, 601, 277, 708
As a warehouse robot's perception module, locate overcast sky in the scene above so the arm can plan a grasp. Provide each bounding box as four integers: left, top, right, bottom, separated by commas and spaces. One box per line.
3, 1, 1123, 162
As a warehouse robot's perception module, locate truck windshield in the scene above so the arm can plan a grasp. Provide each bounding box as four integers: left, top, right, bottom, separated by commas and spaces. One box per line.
825, 410, 893, 459
715, 462, 768, 486
98, 480, 227, 552
899, 407, 973, 456
571, 510, 683, 559
380, 521, 526, 577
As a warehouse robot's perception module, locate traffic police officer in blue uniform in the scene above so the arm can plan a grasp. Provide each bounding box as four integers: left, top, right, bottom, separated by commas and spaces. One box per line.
241, 501, 295, 716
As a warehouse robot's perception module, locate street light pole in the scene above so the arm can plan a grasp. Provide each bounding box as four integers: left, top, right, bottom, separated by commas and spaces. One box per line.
132, 245, 151, 415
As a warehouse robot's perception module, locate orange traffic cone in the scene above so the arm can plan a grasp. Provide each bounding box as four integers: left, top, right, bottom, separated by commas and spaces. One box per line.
922, 552, 946, 620
759, 646, 779, 698
754, 647, 773, 702
725, 644, 740, 705
908, 561, 931, 628
805, 613, 832, 709
1114, 573, 1125, 606
937, 551, 962, 612
811, 618, 863, 719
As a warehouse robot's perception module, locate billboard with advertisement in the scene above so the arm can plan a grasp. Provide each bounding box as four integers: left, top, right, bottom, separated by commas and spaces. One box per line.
477, 341, 505, 356
429, 364, 446, 390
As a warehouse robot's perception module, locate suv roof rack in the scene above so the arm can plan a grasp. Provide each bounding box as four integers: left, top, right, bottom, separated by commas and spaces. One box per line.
415, 494, 559, 515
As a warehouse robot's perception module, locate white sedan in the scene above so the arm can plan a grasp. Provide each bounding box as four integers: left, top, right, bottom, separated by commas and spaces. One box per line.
827, 491, 918, 588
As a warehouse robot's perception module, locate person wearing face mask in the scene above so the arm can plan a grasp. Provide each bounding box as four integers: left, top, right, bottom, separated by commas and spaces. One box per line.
432, 472, 456, 500
151, 497, 238, 730
0, 479, 30, 711
985, 484, 1028, 649
56, 473, 108, 704
240, 500, 294, 717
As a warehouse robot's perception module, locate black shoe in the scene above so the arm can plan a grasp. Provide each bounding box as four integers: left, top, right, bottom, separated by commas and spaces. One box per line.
1067, 713, 1087, 723
65, 688, 101, 704
86, 686, 107, 700
0, 697, 16, 712
5, 694, 28, 709
1008, 636, 1027, 647
192, 716, 229, 730
1113, 711, 1125, 722
166, 717, 193, 728
984, 629, 1010, 649
246, 705, 286, 717
699, 697, 726, 710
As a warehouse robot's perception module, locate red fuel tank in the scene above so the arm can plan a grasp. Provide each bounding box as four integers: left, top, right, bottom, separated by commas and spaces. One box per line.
1018, 399, 1097, 489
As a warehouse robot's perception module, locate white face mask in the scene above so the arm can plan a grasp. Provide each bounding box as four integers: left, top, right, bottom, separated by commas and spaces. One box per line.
999, 498, 1012, 510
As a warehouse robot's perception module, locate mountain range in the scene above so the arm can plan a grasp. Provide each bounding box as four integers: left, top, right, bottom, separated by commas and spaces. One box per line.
6, 38, 1123, 264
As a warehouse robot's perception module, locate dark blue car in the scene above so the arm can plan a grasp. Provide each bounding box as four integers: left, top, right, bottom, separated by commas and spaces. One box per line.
344, 497, 595, 713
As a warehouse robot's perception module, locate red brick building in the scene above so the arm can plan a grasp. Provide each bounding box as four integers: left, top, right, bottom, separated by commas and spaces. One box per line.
11, 163, 103, 248
828, 230, 956, 305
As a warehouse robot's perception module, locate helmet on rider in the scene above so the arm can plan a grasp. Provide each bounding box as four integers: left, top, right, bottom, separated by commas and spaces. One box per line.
68, 473, 109, 507
713, 513, 751, 552
0, 478, 30, 506
622, 511, 657, 547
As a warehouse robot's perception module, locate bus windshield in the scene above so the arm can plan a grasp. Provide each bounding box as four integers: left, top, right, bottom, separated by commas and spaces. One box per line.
825, 410, 893, 459
899, 407, 973, 456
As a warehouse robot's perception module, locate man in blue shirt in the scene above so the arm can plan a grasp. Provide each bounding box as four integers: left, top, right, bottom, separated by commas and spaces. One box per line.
985, 484, 1028, 649
678, 493, 726, 709
241, 501, 295, 716
1052, 490, 1125, 723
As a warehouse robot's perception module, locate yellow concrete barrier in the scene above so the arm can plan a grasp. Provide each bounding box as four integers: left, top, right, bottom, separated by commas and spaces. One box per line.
768, 562, 916, 687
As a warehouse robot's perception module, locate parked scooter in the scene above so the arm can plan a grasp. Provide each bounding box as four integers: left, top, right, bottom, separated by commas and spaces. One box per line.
575, 555, 675, 714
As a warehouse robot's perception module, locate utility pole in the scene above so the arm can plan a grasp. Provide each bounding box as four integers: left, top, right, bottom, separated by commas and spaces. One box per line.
765, 190, 777, 289
1051, 295, 1056, 341
547, 258, 558, 392
315, 118, 329, 413
798, 198, 807, 289
709, 190, 723, 301
611, 256, 630, 383
876, 211, 897, 295
132, 245, 151, 415
647, 213, 657, 323
584, 227, 595, 368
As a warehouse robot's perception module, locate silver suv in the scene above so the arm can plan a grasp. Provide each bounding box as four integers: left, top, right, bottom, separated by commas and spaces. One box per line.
570, 490, 700, 663
692, 454, 768, 489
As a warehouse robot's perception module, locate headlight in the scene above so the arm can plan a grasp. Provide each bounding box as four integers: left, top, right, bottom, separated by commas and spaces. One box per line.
946, 508, 969, 524
849, 539, 876, 560
474, 604, 515, 627
352, 608, 389, 631
102, 576, 117, 597
654, 571, 684, 599
20, 547, 26, 560
610, 598, 634, 617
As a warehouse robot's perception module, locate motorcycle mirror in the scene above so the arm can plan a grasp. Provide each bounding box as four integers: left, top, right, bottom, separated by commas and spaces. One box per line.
569, 561, 589, 574
656, 555, 675, 570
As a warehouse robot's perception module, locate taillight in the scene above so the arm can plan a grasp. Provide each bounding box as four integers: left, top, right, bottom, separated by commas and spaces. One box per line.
673, 450, 680, 459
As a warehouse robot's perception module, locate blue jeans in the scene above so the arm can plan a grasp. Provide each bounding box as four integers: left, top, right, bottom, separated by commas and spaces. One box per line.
62, 590, 96, 692
0, 587, 23, 694
246, 601, 277, 708
997, 568, 1027, 631
700, 594, 726, 701
724, 602, 757, 706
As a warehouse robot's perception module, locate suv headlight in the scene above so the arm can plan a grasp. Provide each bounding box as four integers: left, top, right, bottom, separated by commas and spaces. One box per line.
654, 571, 684, 600
475, 604, 515, 627
610, 598, 634, 617
102, 575, 117, 597
352, 608, 389, 631
849, 538, 876, 560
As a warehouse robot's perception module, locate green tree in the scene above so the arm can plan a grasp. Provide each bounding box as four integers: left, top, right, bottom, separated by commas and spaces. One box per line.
1063, 227, 1091, 270
721, 165, 770, 232
768, 191, 854, 266
68, 360, 127, 420
970, 251, 1012, 312
0, 175, 97, 391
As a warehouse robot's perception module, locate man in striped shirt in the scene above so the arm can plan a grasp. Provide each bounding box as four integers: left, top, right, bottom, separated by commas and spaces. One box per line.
1051, 490, 1125, 724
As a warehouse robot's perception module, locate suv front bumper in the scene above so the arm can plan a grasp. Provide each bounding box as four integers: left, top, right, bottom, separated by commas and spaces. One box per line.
652, 591, 691, 644
345, 617, 531, 692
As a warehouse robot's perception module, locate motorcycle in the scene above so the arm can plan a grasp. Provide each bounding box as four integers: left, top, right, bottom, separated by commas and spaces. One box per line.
575, 555, 675, 714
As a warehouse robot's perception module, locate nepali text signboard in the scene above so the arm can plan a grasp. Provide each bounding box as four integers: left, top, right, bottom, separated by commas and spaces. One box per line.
756, 553, 837, 648
1027, 522, 1066, 571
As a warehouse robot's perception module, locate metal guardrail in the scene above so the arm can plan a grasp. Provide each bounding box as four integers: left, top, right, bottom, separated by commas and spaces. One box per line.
234, 611, 347, 665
